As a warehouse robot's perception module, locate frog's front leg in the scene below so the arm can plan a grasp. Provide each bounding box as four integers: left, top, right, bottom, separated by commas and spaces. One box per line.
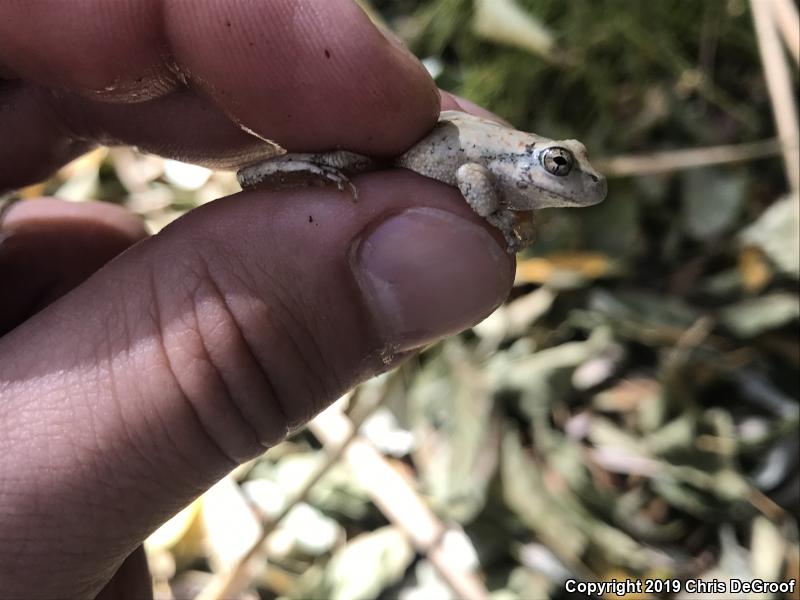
237, 151, 374, 198
455, 163, 499, 217
456, 162, 522, 252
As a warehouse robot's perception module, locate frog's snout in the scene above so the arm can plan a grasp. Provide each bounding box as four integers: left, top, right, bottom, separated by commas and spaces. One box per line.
584, 170, 607, 205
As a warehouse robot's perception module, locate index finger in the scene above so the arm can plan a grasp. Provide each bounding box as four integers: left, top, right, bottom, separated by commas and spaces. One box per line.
0, 0, 439, 185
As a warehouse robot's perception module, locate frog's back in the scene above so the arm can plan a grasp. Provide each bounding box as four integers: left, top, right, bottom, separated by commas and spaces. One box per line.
395, 111, 550, 185
394, 112, 465, 185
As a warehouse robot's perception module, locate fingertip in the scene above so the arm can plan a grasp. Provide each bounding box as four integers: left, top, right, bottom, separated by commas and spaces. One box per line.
3, 197, 148, 242
1, 1, 441, 168
162, 0, 440, 155
352, 204, 513, 352
0, 198, 148, 335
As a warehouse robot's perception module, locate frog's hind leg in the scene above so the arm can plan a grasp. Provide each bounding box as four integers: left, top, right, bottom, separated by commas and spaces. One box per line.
237, 151, 375, 199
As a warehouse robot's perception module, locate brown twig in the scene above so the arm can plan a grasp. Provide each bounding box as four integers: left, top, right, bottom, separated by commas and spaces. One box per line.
748, 485, 789, 522
751, 0, 800, 196
594, 138, 786, 177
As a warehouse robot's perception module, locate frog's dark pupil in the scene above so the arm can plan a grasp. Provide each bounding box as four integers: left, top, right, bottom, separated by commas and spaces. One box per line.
542, 147, 573, 176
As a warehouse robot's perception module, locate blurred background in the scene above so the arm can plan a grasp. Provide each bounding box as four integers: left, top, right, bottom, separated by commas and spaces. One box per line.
15, 0, 800, 598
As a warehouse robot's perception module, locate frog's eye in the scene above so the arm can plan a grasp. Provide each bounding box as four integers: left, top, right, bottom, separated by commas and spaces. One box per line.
541, 147, 573, 176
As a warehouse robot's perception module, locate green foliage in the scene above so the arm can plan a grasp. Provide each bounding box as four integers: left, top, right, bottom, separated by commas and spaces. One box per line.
403, 0, 768, 148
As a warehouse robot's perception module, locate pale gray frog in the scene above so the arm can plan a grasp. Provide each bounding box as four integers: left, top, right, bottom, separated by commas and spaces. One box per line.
237, 110, 607, 252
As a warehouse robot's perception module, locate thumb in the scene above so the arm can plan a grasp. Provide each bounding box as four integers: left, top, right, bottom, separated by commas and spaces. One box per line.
0, 169, 513, 597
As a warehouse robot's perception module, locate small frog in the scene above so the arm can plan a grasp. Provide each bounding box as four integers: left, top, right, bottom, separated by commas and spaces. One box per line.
237, 110, 607, 252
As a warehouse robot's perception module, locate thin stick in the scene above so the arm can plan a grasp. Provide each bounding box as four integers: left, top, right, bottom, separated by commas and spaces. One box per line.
770, 0, 800, 66
196, 375, 399, 600
749, 485, 788, 522
194, 432, 351, 600
594, 138, 785, 177
309, 408, 490, 600
751, 0, 800, 196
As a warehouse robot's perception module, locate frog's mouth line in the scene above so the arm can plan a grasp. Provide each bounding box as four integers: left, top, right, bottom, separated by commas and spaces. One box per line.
534, 179, 607, 208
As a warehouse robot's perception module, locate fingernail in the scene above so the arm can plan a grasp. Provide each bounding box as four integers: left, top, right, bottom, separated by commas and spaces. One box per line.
352, 208, 513, 352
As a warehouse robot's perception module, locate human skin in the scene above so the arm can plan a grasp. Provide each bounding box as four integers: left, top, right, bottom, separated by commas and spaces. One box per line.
0, 1, 514, 598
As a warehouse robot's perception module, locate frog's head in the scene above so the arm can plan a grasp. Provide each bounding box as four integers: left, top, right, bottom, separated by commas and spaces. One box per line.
517, 139, 607, 209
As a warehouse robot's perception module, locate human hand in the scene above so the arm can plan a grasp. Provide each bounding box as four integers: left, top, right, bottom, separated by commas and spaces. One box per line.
0, 2, 514, 597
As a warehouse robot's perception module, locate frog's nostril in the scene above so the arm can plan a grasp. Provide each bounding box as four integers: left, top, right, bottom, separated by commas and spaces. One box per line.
589, 174, 599, 182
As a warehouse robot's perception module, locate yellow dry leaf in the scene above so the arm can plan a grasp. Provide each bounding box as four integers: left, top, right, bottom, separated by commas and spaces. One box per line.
56, 147, 108, 180
515, 252, 617, 285
738, 246, 773, 293
16, 148, 108, 199
145, 498, 205, 567
18, 183, 47, 198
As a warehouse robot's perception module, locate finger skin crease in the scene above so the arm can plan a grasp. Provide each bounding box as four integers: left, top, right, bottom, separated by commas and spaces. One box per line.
145, 266, 238, 468
202, 248, 335, 436
192, 261, 285, 449
264, 272, 338, 421
108, 278, 222, 490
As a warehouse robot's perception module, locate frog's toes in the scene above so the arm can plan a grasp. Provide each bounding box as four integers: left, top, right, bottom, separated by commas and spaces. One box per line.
297, 163, 356, 199
313, 165, 358, 200
504, 233, 525, 254
483, 209, 534, 253
330, 173, 359, 199
485, 210, 514, 236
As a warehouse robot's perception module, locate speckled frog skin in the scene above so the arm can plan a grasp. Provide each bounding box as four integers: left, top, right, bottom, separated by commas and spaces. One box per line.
237, 110, 607, 252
